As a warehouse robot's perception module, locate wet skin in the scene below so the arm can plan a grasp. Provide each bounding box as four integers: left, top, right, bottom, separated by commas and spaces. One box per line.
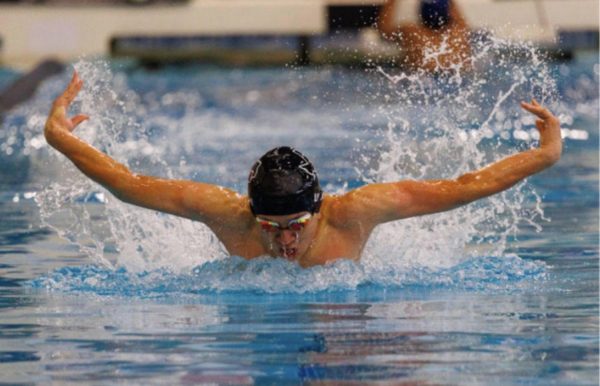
217, 199, 373, 267
256, 212, 317, 261
247, 206, 375, 267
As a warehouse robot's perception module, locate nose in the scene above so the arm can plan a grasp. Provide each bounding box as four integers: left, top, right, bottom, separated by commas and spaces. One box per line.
276, 229, 297, 245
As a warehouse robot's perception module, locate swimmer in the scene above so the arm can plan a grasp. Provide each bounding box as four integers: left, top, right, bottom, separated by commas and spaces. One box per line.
44, 72, 562, 267
378, 0, 472, 73
0, 59, 64, 117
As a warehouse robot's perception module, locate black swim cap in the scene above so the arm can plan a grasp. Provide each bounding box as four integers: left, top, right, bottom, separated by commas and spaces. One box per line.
248, 146, 323, 216
420, 0, 450, 29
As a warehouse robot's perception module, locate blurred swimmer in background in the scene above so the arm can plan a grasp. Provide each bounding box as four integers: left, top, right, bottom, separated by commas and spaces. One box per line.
0, 59, 64, 118
378, 0, 472, 73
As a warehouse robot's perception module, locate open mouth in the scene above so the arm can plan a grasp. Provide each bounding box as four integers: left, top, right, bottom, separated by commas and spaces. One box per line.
280, 247, 297, 260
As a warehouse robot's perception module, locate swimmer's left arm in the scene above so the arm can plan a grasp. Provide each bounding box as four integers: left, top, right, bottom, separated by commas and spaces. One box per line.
332, 100, 562, 225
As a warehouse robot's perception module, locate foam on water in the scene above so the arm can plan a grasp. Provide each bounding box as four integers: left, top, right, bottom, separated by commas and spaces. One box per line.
30, 254, 548, 296
26, 35, 564, 293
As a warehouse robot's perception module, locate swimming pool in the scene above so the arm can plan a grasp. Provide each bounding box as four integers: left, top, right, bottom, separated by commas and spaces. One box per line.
1, 46, 598, 384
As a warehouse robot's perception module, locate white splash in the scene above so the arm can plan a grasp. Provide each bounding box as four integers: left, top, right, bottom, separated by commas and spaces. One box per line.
359, 34, 556, 270
36, 61, 226, 272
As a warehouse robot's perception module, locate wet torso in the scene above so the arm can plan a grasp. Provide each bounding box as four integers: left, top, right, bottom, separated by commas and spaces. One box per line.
216, 197, 374, 267
400, 24, 472, 73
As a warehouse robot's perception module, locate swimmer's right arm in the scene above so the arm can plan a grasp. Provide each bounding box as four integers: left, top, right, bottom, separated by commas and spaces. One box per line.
44, 72, 252, 230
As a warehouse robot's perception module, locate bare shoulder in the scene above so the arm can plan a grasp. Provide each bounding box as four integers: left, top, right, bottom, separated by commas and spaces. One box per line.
170, 180, 254, 231
320, 182, 415, 228
321, 179, 472, 227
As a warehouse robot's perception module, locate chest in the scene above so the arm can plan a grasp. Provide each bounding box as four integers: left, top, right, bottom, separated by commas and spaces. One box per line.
220, 220, 372, 266
301, 226, 365, 264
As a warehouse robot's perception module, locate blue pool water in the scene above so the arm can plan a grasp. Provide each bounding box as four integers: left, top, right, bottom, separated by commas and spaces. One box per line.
0, 45, 598, 384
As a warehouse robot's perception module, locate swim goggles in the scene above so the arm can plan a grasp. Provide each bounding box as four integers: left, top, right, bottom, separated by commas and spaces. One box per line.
255, 213, 312, 233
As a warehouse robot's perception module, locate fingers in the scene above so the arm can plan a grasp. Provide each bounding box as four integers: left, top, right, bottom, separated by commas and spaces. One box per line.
54, 71, 83, 108
535, 119, 545, 132
520, 99, 553, 119
520, 99, 561, 152
70, 114, 89, 131
63, 71, 83, 105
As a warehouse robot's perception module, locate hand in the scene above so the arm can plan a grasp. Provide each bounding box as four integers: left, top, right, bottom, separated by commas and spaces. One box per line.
45, 71, 89, 139
520, 99, 562, 162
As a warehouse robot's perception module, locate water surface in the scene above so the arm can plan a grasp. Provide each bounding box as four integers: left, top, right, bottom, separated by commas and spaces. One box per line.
0, 48, 598, 384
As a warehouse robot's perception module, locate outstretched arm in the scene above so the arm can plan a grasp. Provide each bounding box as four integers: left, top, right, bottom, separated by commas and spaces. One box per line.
330, 100, 562, 226
44, 72, 252, 231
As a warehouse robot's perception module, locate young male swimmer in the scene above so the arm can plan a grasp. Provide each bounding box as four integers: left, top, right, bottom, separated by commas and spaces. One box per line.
45, 73, 562, 268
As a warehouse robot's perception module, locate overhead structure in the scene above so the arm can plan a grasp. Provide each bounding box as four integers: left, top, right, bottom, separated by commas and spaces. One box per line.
0, 0, 597, 66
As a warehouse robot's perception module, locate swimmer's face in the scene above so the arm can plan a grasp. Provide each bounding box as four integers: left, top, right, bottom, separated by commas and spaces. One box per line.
255, 211, 318, 261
